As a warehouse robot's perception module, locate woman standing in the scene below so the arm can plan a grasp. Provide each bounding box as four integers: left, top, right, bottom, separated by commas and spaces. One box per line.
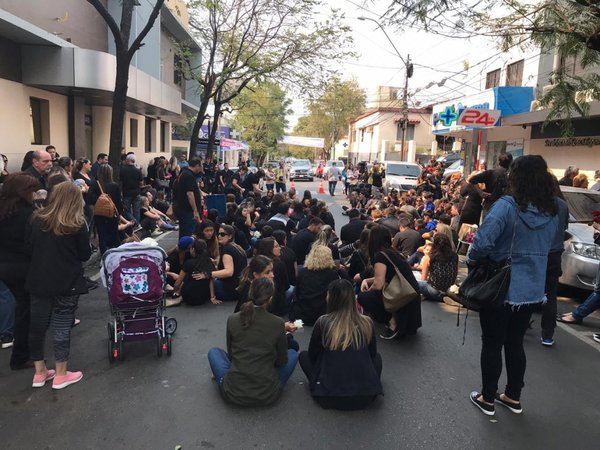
357, 225, 421, 340
468, 155, 559, 416
90, 165, 126, 254
418, 234, 458, 301
26, 182, 91, 389
290, 245, 340, 326
207, 278, 298, 406
299, 279, 383, 410
72, 158, 94, 225
0, 173, 39, 369
199, 224, 247, 302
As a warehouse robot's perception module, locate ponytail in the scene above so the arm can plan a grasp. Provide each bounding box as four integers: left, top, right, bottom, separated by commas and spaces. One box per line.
239, 278, 274, 329
237, 255, 272, 291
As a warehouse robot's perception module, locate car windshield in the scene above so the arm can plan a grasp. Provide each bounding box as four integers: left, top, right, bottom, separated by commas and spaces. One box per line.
447, 159, 463, 170
292, 160, 310, 166
386, 163, 421, 177
561, 187, 600, 222
327, 160, 343, 166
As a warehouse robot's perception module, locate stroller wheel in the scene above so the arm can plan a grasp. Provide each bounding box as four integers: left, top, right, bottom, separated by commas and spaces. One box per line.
118, 338, 125, 361
108, 339, 115, 363
166, 334, 172, 356
156, 333, 163, 357
107, 322, 114, 340
165, 318, 177, 335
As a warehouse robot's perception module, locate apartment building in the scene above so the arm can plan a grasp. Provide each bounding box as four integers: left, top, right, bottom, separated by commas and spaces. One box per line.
0, 0, 201, 173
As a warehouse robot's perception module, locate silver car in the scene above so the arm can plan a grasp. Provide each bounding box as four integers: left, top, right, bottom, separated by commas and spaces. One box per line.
560, 186, 600, 290
289, 159, 313, 181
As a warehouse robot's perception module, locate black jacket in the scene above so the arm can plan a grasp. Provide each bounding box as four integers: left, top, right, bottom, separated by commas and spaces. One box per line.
291, 228, 316, 265
25, 218, 91, 297
0, 205, 33, 283
289, 268, 339, 326
340, 219, 368, 245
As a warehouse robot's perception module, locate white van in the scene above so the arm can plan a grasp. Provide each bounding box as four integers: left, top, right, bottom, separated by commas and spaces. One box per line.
383, 162, 422, 193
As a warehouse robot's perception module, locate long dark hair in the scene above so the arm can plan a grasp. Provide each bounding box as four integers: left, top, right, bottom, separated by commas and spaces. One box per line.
0, 172, 38, 220
508, 155, 557, 215
238, 255, 272, 290
189, 239, 214, 276
239, 278, 274, 329
255, 237, 277, 259
367, 224, 393, 264
429, 233, 456, 263
96, 164, 114, 191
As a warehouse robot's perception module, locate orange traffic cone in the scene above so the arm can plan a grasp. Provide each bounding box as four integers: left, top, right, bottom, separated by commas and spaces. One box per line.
290, 179, 296, 191
318, 180, 325, 194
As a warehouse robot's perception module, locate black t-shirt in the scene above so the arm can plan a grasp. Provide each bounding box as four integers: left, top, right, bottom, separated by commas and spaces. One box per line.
119, 164, 143, 198
291, 228, 316, 265
181, 258, 212, 305
374, 249, 419, 290
175, 168, 201, 213
218, 243, 248, 300
242, 172, 259, 192
280, 246, 297, 285
219, 169, 234, 187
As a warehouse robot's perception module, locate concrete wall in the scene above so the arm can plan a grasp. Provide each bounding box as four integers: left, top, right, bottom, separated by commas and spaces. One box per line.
1, 0, 108, 52
527, 139, 598, 181
0, 78, 68, 172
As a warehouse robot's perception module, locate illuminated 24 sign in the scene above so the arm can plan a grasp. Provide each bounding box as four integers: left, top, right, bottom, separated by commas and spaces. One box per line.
457, 109, 501, 127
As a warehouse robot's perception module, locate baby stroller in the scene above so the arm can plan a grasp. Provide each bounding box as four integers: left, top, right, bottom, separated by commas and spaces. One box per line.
102, 243, 177, 362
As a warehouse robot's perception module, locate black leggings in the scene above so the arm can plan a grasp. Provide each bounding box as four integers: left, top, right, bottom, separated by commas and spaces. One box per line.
29, 295, 79, 363
542, 251, 562, 339
479, 304, 535, 403
298, 351, 382, 410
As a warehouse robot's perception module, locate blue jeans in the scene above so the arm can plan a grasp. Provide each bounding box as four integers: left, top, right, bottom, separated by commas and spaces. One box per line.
418, 280, 443, 301
123, 195, 142, 224
208, 347, 298, 386
275, 182, 286, 193
573, 266, 600, 321
0, 281, 15, 338
177, 209, 195, 238
285, 286, 295, 307
328, 181, 337, 195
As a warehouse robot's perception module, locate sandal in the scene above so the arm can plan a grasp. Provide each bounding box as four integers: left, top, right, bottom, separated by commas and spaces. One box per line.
556, 313, 582, 325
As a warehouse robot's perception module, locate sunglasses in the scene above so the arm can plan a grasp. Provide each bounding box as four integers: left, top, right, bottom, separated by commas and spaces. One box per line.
218, 232, 229, 237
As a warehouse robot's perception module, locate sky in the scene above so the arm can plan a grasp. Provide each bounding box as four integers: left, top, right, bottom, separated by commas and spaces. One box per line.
287, 0, 509, 130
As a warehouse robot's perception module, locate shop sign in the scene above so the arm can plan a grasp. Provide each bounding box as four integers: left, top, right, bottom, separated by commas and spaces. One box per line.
433, 102, 491, 128
544, 137, 600, 147
457, 109, 501, 127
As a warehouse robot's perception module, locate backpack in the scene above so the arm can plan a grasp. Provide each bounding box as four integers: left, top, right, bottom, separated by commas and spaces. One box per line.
94, 181, 118, 218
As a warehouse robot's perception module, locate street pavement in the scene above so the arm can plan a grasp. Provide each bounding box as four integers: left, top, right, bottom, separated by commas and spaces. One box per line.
2, 178, 600, 450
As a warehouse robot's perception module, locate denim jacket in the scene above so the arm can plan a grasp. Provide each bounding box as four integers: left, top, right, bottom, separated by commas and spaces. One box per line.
467, 196, 559, 306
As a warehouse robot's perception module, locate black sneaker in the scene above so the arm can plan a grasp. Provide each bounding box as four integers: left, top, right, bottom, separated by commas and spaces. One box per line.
379, 327, 400, 340
494, 393, 522, 414
470, 391, 495, 416
1, 336, 14, 349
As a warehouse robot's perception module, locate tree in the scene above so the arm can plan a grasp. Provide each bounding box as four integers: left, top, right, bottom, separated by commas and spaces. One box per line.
87, 0, 165, 176
384, 0, 600, 132
183, 0, 354, 160
293, 78, 366, 158
229, 81, 291, 166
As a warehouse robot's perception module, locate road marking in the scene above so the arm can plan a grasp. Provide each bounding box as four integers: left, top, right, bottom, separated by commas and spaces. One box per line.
556, 322, 600, 353
89, 231, 173, 282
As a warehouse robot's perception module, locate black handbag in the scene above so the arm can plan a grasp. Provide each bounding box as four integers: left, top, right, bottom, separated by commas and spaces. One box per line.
458, 214, 517, 311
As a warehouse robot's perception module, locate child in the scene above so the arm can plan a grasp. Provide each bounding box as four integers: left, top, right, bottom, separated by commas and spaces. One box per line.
173, 239, 217, 306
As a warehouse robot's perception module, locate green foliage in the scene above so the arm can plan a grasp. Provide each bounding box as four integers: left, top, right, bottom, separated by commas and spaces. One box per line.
229, 81, 291, 166
293, 78, 366, 157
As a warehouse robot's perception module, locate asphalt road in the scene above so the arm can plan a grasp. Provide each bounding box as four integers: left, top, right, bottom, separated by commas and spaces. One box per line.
2, 179, 600, 450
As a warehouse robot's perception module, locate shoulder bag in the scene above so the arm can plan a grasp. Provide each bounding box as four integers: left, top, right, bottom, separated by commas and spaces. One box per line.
458, 213, 518, 311
93, 181, 118, 218
380, 252, 419, 313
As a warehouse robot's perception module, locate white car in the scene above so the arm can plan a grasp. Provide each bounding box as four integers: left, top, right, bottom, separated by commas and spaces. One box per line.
289, 159, 313, 181
323, 160, 345, 177
383, 162, 422, 193
559, 186, 600, 291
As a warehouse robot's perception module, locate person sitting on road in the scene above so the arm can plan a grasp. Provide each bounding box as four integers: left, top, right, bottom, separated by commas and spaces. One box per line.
289, 244, 340, 326
299, 279, 383, 410
207, 278, 299, 407
172, 239, 216, 306
417, 234, 458, 301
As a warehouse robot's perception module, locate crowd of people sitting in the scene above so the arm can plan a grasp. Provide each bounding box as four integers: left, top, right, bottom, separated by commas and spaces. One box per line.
0, 148, 593, 415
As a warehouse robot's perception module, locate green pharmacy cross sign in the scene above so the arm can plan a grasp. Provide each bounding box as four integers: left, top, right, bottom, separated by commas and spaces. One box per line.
438, 106, 458, 127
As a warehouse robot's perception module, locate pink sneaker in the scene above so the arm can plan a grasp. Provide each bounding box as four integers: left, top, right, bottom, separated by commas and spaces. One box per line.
32, 369, 56, 388
52, 371, 83, 390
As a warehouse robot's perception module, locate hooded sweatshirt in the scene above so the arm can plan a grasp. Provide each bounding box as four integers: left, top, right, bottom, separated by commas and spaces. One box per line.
468, 196, 559, 305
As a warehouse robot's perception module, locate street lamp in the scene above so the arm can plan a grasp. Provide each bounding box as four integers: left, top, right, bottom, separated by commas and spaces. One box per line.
357, 16, 413, 161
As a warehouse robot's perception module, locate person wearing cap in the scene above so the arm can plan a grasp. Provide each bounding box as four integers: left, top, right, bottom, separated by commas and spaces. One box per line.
119, 153, 144, 224
340, 209, 369, 245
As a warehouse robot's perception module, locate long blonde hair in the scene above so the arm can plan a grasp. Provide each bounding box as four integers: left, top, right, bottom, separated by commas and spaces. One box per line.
34, 181, 85, 236
305, 244, 335, 270
323, 279, 372, 351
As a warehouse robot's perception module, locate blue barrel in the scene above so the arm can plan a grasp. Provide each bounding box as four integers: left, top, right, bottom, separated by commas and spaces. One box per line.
205, 194, 226, 216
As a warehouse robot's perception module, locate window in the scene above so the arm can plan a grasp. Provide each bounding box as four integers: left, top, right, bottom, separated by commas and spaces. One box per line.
485, 69, 501, 89
130, 118, 138, 147
145, 118, 153, 153
174, 54, 182, 86
396, 121, 415, 141
160, 121, 168, 152
30, 97, 50, 145
388, 88, 400, 100
505, 60, 524, 87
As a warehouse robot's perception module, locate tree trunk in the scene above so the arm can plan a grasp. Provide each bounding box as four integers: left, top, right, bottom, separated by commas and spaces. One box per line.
206, 103, 222, 161
109, 53, 130, 181
189, 97, 209, 160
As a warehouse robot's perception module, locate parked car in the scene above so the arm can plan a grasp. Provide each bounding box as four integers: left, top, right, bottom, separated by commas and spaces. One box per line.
383, 162, 422, 193
443, 159, 464, 181
437, 152, 461, 168
323, 160, 345, 177
264, 160, 280, 170
560, 186, 600, 291
289, 159, 313, 181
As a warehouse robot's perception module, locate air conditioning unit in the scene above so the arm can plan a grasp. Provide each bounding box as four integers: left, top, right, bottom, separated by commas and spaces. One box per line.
575, 90, 595, 104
